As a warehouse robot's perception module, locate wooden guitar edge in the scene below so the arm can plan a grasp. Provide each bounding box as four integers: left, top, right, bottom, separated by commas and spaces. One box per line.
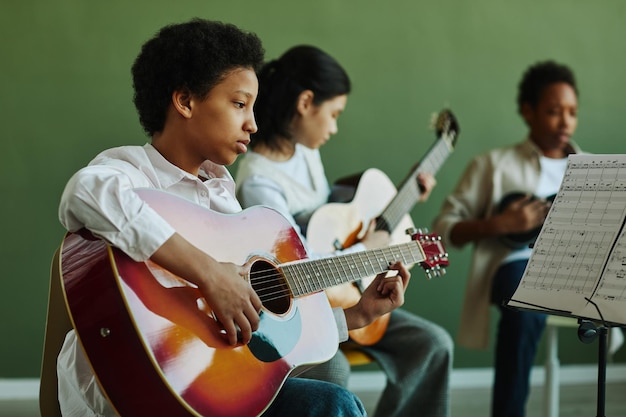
326, 285, 390, 346
348, 313, 390, 346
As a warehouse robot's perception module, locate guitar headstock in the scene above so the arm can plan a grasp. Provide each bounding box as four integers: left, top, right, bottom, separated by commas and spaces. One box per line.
431, 109, 460, 149
408, 228, 449, 279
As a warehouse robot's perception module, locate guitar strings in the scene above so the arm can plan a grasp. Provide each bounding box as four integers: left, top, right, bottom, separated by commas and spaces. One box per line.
246, 244, 423, 282
238, 124, 456, 304
245, 243, 428, 302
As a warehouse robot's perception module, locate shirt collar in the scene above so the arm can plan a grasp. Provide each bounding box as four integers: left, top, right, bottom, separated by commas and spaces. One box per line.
521, 137, 580, 158
144, 143, 235, 195
142, 143, 235, 188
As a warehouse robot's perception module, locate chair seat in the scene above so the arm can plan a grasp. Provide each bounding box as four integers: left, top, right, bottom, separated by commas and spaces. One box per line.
341, 345, 375, 366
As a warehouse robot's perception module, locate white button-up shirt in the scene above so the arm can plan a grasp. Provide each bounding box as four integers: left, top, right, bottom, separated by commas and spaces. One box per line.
56, 143, 347, 416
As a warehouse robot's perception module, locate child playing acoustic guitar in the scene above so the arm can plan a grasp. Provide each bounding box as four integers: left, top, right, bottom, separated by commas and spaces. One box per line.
235, 45, 453, 417
432, 60, 583, 417
57, 18, 411, 417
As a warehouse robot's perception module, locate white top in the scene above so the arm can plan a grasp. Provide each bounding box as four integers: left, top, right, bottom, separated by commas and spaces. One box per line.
57, 143, 348, 416
502, 155, 568, 264
536, 155, 568, 198
236, 144, 366, 256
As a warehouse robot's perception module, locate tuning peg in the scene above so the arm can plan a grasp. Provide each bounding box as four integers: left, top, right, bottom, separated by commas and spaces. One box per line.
433, 265, 446, 278
405, 227, 429, 237
424, 265, 448, 279
424, 233, 441, 241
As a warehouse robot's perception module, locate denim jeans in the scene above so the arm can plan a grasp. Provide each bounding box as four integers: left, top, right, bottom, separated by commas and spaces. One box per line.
490, 259, 547, 417
262, 377, 366, 417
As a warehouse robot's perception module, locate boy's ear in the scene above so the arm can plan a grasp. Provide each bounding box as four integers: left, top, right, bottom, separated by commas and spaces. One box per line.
296, 90, 315, 115
520, 102, 534, 126
172, 89, 193, 119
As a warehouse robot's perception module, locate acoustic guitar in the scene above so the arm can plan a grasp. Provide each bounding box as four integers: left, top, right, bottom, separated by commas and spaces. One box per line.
497, 191, 556, 249
59, 188, 449, 417
306, 109, 460, 345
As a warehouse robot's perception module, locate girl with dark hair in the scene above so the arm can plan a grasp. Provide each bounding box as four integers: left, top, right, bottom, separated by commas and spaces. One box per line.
236, 45, 453, 417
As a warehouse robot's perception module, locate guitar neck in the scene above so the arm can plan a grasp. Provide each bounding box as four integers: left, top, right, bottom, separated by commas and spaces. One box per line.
377, 133, 456, 232
282, 240, 425, 297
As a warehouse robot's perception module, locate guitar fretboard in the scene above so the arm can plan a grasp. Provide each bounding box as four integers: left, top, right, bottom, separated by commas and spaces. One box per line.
378, 132, 456, 232
282, 240, 425, 297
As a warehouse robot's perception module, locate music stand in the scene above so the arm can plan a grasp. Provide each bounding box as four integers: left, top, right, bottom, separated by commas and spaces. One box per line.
507, 154, 626, 417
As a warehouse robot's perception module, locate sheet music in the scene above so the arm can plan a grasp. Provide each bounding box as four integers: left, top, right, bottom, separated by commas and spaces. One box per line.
508, 154, 626, 325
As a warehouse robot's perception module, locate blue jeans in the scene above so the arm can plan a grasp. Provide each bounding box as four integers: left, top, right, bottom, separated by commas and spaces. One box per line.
262, 377, 366, 417
490, 259, 546, 417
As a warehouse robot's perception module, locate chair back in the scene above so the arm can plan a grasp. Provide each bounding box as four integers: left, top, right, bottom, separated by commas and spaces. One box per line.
39, 247, 72, 417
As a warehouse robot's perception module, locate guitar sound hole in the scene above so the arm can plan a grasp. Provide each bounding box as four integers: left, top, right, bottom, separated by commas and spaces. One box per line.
250, 260, 291, 315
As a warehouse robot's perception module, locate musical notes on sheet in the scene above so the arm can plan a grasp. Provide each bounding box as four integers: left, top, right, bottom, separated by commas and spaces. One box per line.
523, 228, 611, 294
596, 228, 626, 301
510, 154, 626, 325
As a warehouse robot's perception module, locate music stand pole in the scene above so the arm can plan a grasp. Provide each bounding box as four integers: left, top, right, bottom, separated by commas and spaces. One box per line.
578, 320, 608, 417
596, 325, 607, 417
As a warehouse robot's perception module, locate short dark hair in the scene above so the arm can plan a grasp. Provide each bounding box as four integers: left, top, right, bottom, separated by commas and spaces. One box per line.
251, 45, 351, 150
517, 60, 578, 113
131, 18, 264, 136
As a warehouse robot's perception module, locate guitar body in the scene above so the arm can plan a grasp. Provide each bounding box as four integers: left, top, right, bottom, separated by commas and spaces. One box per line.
307, 168, 415, 345
306, 109, 459, 346
497, 192, 557, 249
60, 190, 339, 417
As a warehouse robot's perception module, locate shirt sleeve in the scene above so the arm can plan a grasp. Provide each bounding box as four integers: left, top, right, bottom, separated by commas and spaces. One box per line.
59, 164, 175, 261
238, 174, 311, 241
238, 176, 296, 223
431, 155, 492, 250
332, 307, 349, 342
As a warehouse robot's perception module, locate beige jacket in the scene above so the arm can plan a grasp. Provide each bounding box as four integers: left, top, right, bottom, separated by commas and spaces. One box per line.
432, 138, 582, 349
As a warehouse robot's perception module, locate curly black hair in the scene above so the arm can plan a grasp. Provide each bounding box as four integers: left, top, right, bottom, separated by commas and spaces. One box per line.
517, 60, 578, 114
131, 18, 264, 136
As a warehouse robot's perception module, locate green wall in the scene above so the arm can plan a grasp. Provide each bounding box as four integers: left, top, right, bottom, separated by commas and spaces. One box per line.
2, 0, 625, 377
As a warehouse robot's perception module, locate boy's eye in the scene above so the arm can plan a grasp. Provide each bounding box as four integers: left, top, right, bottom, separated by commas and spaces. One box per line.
234, 101, 245, 108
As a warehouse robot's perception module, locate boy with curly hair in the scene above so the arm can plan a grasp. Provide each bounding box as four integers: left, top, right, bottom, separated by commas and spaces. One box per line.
57, 18, 410, 417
